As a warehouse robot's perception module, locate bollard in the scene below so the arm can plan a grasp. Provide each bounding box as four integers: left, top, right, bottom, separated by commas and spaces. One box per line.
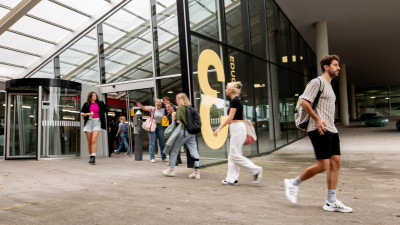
134, 113, 143, 161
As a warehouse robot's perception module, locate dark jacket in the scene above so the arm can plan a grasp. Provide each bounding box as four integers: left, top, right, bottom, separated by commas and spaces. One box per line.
81, 100, 108, 130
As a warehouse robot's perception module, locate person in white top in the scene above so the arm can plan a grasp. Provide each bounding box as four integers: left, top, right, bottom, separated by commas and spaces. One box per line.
284, 55, 353, 213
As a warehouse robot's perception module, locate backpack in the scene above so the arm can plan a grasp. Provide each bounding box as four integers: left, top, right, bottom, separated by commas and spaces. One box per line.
122, 123, 129, 133
294, 77, 324, 131
183, 106, 202, 134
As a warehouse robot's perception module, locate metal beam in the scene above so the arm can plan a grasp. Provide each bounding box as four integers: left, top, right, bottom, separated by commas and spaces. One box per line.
0, 0, 41, 36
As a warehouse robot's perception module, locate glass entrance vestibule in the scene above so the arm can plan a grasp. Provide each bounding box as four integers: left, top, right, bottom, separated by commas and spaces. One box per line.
4, 78, 82, 160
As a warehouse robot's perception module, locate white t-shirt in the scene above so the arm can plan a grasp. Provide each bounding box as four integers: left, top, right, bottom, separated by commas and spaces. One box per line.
300, 77, 338, 133
150, 107, 165, 123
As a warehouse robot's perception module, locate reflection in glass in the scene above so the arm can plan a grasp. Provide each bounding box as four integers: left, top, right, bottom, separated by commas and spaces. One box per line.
156, 1, 181, 76
249, 0, 268, 59
59, 29, 99, 85
157, 77, 182, 101
102, 1, 153, 82
266, 0, 281, 63
41, 87, 80, 158
253, 58, 275, 152
191, 35, 228, 165
279, 12, 293, 69
225, 0, 244, 50
188, 0, 219, 40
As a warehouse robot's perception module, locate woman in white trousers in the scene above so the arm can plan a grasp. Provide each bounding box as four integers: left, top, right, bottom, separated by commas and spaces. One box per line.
214, 82, 263, 185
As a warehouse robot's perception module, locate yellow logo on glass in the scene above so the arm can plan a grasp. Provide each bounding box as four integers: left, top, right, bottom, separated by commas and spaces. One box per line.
198, 49, 228, 149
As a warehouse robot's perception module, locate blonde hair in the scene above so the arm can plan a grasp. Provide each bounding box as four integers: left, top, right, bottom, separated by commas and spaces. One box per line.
176, 93, 191, 106
119, 116, 126, 122
227, 81, 243, 95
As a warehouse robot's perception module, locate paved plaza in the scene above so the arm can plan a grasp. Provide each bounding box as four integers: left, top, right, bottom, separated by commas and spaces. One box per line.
1, 118, 400, 224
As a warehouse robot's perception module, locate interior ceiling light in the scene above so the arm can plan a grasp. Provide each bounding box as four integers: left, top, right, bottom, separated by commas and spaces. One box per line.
167, 91, 173, 93
282, 56, 288, 63
292, 55, 296, 62
370, 96, 375, 99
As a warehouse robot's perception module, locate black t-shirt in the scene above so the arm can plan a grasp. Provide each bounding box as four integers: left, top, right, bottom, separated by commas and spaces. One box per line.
228, 97, 243, 120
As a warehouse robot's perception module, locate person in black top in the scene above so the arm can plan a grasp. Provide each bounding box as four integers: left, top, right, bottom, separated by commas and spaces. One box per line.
108, 118, 120, 157
214, 81, 263, 185
81, 91, 107, 164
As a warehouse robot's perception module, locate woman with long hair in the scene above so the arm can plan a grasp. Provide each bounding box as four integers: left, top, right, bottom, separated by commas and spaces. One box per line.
214, 82, 263, 185
137, 99, 167, 163
163, 93, 200, 179
114, 116, 130, 155
81, 91, 107, 164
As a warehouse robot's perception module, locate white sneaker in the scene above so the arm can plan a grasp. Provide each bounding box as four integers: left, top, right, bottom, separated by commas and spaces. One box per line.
221, 180, 238, 185
150, 159, 156, 163
323, 200, 353, 213
188, 172, 200, 179
284, 179, 299, 204
253, 168, 263, 184
162, 169, 176, 177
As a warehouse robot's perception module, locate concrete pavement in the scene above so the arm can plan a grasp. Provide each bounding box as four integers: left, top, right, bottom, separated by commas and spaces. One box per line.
1, 118, 399, 224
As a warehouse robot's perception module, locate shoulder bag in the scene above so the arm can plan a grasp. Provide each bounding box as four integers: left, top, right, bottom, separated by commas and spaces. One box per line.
142, 108, 157, 132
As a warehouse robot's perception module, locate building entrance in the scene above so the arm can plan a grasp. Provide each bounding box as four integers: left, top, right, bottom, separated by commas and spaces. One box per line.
6, 93, 38, 159
4, 78, 82, 160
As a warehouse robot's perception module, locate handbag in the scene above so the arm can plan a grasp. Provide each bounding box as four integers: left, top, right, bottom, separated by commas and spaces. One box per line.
243, 110, 257, 145
142, 108, 156, 132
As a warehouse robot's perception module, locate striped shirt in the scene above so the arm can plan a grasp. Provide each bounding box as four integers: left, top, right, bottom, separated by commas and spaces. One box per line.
301, 77, 338, 133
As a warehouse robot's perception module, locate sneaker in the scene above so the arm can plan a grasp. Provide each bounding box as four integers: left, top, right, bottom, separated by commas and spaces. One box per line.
323, 200, 353, 213
221, 180, 238, 185
162, 169, 176, 177
89, 156, 95, 165
253, 168, 263, 184
150, 159, 156, 163
284, 179, 299, 204
162, 158, 168, 162
114, 150, 119, 155
188, 172, 200, 179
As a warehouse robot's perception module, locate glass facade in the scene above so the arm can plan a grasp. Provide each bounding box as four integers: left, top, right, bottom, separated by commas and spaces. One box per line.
355, 85, 400, 118
9, 0, 318, 164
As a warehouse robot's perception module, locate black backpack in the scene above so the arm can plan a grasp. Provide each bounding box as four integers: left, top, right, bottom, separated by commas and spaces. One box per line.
183, 106, 201, 134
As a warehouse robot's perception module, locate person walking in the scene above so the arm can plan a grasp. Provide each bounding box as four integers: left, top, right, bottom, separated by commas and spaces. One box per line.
284, 55, 353, 213
81, 91, 107, 164
162, 93, 200, 178
108, 118, 119, 157
114, 116, 130, 155
137, 99, 167, 162
214, 82, 263, 185
165, 101, 182, 165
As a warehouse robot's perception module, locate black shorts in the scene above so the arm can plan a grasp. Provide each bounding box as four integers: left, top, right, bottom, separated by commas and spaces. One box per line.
307, 130, 341, 159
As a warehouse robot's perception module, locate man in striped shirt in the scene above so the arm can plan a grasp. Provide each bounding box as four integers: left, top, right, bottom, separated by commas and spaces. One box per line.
284, 55, 353, 213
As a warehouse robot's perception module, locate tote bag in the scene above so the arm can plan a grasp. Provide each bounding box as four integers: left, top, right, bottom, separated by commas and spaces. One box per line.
142, 108, 156, 132
243, 111, 257, 145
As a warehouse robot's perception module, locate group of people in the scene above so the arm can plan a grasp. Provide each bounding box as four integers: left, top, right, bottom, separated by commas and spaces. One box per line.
80, 54, 352, 213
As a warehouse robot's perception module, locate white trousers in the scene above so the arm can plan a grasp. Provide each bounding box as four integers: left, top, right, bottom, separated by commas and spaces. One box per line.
226, 122, 261, 183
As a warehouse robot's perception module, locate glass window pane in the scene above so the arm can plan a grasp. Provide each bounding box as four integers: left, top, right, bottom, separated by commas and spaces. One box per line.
188, 0, 219, 40
270, 63, 288, 147
157, 77, 182, 101
249, 0, 268, 59
225, 0, 244, 49
59, 29, 99, 85
291, 25, 301, 73
0, 92, 5, 157
156, 1, 181, 76
191, 35, 228, 165
103, 1, 153, 83
227, 48, 257, 156
266, 0, 281, 63
389, 86, 400, 116
253, 58, 275, 152
279, 12, 293, 68
31, 61, 54, 78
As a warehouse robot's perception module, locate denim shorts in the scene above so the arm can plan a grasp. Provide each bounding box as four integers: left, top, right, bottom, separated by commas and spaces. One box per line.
84, 118, 101, 132
307, 130, 341, 159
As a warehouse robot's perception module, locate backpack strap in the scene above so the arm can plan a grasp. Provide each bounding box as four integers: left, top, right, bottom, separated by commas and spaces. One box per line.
312, 77, 324, 109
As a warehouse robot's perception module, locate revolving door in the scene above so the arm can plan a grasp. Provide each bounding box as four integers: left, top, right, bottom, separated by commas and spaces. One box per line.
5, 78, 82, 160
